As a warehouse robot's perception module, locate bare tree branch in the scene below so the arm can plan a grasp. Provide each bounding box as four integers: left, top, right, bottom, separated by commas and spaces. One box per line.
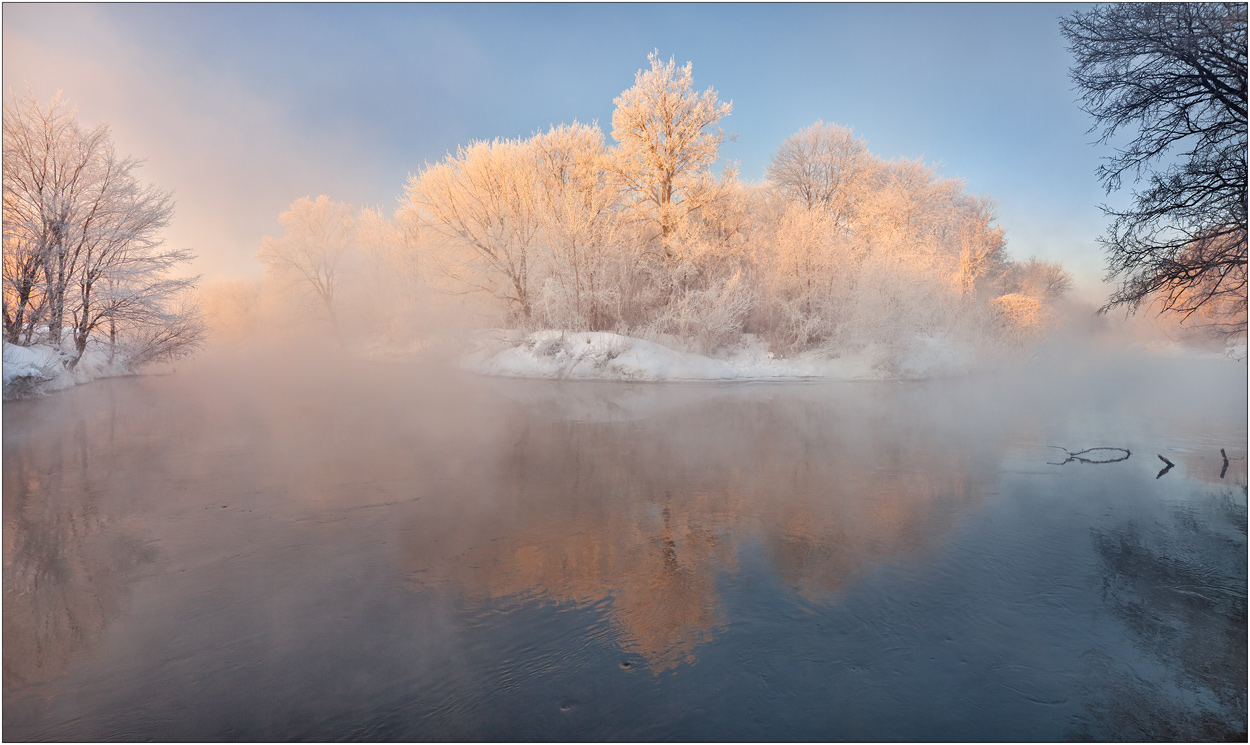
1061, 3, 1247, 338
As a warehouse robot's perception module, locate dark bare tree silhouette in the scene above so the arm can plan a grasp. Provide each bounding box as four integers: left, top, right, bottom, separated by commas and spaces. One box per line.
1061, 3, 1247, 337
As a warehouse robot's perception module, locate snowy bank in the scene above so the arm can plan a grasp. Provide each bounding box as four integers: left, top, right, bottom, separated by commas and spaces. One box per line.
461, 330, 973, 382
3, 341, 133, 399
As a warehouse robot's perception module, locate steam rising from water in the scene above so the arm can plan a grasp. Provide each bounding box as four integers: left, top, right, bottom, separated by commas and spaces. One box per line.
4, 335, 1244, 740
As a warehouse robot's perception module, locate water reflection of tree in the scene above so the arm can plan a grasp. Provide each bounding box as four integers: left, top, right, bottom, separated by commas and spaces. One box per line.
473, 502, 733, 672
402, 387, 996, 673
1079, 489, 1247, 741
3, 390, 158, 693
753, 417, 982, 599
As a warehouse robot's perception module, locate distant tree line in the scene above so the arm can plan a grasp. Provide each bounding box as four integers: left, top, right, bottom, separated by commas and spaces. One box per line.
3, 93, 205, 368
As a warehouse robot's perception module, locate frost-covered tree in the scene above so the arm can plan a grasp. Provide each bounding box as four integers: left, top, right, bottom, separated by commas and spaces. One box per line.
767, 121, 873, 229
404, 139, 541, 322
756, 119, 1061, 361
1003, 257, 1074, 301
109, 293, 206, 366
3, 92, 204, 367
531, 122, 625, 330
59, 151, 189, 367
257, 195, 356, 338
353, 205, 428, 345
982, 257, 1074, 348
955, 198, 1008, 300
990, 292, 1049, 345
394, 61, 1079, 363
757, 203, 849, 352
3, 92, 111, 347
611, 51, 733, 251
357, 205, 420, 291
860, 158, 965, 249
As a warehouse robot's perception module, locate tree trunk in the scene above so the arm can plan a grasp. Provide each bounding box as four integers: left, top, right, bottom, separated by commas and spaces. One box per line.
5, 281, 33, 344
45, 257, 66, 349
66, 281, 92, 371
68, 329, 88, 371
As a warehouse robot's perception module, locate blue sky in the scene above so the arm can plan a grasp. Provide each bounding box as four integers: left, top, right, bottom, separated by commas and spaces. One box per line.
5, 2, 1118, 297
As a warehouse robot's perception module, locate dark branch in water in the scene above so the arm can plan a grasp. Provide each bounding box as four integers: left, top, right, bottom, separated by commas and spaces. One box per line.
1157, 454, 1175, 479
1221, 448, 1230, 479
1046, 446, 1132, 466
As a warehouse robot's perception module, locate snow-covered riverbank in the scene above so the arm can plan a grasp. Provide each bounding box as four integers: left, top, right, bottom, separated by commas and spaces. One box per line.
7, 328, 1241, 398
3, 342, 134, 399
460, 330, 974, 382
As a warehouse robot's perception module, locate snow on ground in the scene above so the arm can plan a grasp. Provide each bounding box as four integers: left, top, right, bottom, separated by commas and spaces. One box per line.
7, 327, 1240, 398
461, 329, 972, 382
3, 341, 133, 399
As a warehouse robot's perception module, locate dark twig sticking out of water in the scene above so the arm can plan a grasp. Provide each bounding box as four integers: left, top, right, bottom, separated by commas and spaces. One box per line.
1156, 454, 1175, 479
1046, 446, 1132, 466
1220, 448, 1230, 479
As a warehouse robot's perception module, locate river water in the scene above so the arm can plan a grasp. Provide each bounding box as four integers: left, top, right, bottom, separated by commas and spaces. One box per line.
4, 351, 1246, 741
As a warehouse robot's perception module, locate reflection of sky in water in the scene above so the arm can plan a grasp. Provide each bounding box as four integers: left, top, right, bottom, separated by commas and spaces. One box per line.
3, 356, 1245, 740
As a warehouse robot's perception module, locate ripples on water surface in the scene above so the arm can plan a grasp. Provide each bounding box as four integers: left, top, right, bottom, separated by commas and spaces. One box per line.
3, 353, 1246, 741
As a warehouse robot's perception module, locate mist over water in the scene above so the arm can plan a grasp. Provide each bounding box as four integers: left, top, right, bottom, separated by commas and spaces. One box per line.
3, 345, 1246, 741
